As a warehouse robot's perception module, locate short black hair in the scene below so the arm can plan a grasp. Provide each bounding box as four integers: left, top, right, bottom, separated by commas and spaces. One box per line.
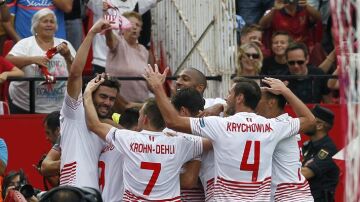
95, 76, 121, 94
187, 67, 207, 90
39, 186, 102, 202
172, 88, 205, 116
143, 98, 165, 130
263, 91, 287, 109
233, 78, 261, 110
119, 108, 139, 130
43, 111, 60, 132
285, 42, 309, 59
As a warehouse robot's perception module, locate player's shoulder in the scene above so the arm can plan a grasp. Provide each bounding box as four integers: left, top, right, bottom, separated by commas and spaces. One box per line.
273, 113, 295, 122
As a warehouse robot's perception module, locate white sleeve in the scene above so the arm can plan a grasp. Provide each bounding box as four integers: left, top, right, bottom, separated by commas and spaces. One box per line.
60, 92, 83, 120
273, 117, 300, 141
190, 116, 223, 141
9, 38, 30, 56
178, 135, 203, 163
106, 127, 133, 154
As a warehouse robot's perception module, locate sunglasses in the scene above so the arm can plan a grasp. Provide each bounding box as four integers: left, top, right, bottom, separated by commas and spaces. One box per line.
287, 60, 305, 66
245, 53, 260, 59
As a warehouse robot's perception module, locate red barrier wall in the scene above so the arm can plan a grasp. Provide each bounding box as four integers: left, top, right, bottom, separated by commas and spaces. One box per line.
0, 114, 50, 189
0, 104, 346, 200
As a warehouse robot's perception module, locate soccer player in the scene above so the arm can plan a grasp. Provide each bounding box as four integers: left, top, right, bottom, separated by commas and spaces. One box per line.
169, 87, 207, 201
59, 19, 118, 189
175, 68, 222, 200
143, 65, 316, 201
99, 108, 140, 202
256, 90, 314, 201
83, 76, 212, 201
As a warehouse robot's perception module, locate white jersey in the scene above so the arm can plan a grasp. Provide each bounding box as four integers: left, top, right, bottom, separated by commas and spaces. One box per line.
99, 143, 124, 202
271, 114, 313, 202
199, 150, 215, 201
106, 128, 203, 201
199, 97, 225, 201
163, 128, 206, 202
190, 112, 300, 201
59, 92, 104, 189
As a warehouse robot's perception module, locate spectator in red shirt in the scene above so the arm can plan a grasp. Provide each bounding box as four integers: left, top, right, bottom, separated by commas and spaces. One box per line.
259, 0, 322, 52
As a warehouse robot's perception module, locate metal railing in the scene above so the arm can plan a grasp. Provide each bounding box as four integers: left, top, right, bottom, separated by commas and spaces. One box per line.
6, 75, 222, 113
6, 74, 339, 113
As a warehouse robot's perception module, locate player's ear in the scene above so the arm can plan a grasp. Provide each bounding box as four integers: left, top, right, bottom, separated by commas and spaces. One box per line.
143, 114, 149, 125
179, 106, 190, 117
236, 93, 244, 105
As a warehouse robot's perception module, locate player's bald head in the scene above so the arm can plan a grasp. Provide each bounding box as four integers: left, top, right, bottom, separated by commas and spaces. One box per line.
176, 68, 207, 94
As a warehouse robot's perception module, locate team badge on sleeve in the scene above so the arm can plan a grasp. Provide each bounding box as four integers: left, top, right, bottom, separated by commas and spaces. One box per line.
317, 149, 329, 160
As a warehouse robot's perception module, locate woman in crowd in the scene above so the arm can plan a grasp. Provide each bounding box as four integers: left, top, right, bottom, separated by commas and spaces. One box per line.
5, 8, 75, 114
105, 11, 151, 104
234, 42, 263, 84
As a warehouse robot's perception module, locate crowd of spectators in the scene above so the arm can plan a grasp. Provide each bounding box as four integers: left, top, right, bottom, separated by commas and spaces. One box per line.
0, 0, 342, 110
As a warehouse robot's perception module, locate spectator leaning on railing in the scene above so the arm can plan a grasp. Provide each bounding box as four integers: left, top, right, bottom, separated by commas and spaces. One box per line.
5, 8, 75, 114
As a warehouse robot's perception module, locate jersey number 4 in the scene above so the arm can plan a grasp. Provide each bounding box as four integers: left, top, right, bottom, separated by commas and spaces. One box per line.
240, 140, 260, 182
141, 162, 161, 196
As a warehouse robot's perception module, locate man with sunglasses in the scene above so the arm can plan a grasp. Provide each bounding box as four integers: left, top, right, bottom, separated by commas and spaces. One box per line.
285, 43, 332, 103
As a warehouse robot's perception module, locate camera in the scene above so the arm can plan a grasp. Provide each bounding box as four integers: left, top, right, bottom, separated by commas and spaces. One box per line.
15, 183, 40, 198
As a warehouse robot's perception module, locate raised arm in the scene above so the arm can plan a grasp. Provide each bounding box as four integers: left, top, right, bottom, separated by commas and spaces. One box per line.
53, 0, 73, 13
83, 75, 113, 140
259, 0, 284, 28
144, 64, 192, 134
262, 77, 316, 133
67, 19, 110, 99
105, 29, 119, 51
0, 3, 20, 43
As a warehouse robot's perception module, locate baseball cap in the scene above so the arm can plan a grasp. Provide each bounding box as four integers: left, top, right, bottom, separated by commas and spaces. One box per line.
311, 104, 334, 125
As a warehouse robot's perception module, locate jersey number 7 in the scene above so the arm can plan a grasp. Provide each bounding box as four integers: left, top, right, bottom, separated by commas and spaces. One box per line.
141, 162, 161, 196
240, 140, 260, 182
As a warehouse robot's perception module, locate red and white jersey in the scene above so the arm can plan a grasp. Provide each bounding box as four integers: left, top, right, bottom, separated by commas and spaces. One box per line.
199, 150, 215, 201
271, 114, 313, 202
190, 112, 300, 201
60, 92, 104, 189
164, 128, 206, 201
99, 143, 124, 202
106, 127, 203, 201
180, 186, 205, 202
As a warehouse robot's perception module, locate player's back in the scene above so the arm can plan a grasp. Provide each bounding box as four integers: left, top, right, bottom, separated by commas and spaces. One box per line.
107, 128, 203, 201
190, 112, 300, 201
271, 114, 313, 202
